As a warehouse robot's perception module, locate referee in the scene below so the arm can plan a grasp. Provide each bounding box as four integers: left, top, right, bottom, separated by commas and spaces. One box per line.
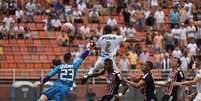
123, 61, 157, 101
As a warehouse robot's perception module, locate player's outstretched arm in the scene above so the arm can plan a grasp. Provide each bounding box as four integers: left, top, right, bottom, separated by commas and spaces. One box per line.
174, 77, 201, 86
38, 66, 60, 86
81, 70, 105, 84
87, 70, 105, 78
73, 49, 90, 69
155, 81, 169, 87
122, 77, 145, 88
74, 41, 96, 69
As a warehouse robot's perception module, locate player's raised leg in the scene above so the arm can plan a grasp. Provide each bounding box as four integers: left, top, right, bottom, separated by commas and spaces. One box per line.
87, 57, 104, 75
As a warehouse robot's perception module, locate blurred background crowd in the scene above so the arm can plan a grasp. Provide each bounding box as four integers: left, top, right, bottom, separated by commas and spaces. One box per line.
0, 0, 201, 74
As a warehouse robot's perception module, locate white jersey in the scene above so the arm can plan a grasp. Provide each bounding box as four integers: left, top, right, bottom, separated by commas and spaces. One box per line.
196, 70, 201, 93
96, 34, 126, 58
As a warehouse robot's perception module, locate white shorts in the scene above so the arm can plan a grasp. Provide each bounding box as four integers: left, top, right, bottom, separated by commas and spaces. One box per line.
194, 93, 201, 101
87, 56, 118, 75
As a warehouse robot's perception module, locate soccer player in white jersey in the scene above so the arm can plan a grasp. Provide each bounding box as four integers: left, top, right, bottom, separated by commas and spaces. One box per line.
87, 25, 127, 76
174, 58, 201, 101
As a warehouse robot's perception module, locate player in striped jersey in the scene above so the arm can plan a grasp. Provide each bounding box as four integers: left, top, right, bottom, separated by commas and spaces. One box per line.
81, 58, 128, 101
122, 61, 157, 101
174, 60, 201, 101
159, 57, 184, 101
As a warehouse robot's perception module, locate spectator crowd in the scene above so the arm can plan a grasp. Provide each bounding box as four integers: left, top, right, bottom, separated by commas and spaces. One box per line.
0, 0, 201, 78
0, 0, 201, 100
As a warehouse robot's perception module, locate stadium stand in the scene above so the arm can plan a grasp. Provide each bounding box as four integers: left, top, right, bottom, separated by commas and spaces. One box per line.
0, 0, 200, 100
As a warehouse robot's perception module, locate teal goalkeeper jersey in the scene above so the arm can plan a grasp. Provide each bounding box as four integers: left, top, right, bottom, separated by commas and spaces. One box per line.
45, 50, 89, 87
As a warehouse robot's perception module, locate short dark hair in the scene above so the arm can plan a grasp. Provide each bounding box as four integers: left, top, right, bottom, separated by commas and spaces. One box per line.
104, 58, 113, 64
103, 25, 112, 34
63, 52, 72, 62
146, 61, 153, 69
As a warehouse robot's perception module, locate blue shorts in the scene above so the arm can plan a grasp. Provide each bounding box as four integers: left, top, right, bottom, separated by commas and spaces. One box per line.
43, 84, 70, 101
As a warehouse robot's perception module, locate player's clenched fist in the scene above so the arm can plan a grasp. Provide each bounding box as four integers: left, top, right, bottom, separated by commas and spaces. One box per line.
87, 41, 96, 50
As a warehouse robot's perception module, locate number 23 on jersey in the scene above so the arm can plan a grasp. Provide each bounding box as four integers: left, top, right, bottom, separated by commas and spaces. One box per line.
60, 68, 74, 81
